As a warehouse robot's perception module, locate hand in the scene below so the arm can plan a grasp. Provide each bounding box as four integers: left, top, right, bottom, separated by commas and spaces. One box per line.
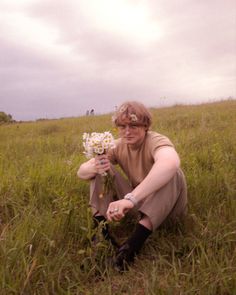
106, 199, 134, 222
95, 154, 110, 175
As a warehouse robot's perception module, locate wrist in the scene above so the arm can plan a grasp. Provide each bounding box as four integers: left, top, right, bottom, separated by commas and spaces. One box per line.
124, 193, 138, 207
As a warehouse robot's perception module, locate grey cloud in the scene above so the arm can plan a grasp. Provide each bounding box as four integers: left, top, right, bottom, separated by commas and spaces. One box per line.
0, 42, 56, 68
26, 0, 236, 70
0, 0, 235, 120
27, 0, 153, 62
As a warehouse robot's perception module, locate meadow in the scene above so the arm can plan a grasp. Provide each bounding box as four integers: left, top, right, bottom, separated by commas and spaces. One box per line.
0, 100, 235, 295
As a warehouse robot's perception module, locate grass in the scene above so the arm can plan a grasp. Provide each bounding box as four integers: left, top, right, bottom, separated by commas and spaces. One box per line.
0, 100, 235, 294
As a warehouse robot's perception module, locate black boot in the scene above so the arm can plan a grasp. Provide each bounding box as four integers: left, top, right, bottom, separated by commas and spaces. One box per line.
114, 223, 152, 272
93, 215, 119, 248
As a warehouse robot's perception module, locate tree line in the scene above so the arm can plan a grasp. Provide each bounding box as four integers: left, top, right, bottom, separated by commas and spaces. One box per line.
0, 112, 14, 123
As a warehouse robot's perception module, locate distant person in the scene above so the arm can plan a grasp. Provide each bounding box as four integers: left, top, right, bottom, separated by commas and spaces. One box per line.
90, 109, 94, 116
77, 101, 187, 271
86, 110, 89, 116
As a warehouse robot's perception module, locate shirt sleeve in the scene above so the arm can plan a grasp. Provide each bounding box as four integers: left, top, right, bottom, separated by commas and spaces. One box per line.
149, 132, 174, 157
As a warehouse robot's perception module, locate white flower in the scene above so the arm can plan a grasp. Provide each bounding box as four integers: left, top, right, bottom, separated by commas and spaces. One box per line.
82, 131, 115, 158
119, 106, 127, 113
82, 133, 89, 140
130, 113, 138, 122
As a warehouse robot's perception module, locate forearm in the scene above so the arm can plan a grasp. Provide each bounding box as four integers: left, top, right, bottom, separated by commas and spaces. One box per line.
132, 156, 180, 203
77, 155, 111, 180
133, 163, 178, 200
77, 158, 97, 180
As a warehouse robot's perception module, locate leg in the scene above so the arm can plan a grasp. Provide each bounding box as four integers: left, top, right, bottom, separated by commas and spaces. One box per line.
89, 168, 132, 218
114, 218, 152, 271
113, 169, 187, 271
89, 168, 132, 246
138, 169, 187, 230
92, 215, 119, 247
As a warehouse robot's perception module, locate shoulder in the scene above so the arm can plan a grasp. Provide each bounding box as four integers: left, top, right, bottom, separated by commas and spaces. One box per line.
146, 131, 173, 145
146, 131, 174, 156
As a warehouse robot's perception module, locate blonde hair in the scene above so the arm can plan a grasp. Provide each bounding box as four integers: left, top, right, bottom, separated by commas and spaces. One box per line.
113, 101, 152, 129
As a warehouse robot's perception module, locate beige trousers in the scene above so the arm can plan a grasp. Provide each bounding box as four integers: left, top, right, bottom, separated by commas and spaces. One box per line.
89, 167, 187, 231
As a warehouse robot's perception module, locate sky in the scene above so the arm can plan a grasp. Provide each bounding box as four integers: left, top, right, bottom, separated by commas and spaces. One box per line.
0, 0, 236, 121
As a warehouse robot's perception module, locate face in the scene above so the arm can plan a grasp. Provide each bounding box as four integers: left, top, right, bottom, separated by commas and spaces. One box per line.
117, 120, 147, 147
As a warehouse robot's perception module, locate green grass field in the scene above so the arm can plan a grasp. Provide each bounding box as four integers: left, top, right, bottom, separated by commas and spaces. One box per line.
0, 100, 235, 295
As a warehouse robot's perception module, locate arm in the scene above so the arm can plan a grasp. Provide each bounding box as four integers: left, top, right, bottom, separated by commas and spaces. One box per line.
131, 146, 180, 202
77, 154, 111, 180
106, 146, 180, 221
77, 158, 97, 180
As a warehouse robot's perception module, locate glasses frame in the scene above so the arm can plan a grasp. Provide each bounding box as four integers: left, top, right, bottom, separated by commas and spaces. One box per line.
117, 123, 145, 131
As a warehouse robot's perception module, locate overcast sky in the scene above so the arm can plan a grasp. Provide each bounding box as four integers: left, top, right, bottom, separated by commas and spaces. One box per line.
0, 0, 235, 121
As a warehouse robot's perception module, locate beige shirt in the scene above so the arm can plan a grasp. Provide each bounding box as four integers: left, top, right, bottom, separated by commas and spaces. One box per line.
108, 131, 174, 188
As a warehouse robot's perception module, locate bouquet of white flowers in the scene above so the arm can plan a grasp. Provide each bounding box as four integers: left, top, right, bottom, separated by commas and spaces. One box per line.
82, 131, 116, 198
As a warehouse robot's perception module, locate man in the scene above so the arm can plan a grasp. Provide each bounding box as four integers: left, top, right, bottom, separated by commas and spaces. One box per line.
77, 101, 187, 271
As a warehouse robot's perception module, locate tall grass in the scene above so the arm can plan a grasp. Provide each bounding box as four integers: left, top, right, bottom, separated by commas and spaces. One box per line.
0, 100, 235, 294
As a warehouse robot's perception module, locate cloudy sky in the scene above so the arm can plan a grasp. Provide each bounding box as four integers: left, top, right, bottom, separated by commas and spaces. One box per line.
0, 0, 235, 121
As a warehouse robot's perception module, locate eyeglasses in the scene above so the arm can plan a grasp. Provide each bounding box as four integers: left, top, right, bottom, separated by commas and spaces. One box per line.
117, 124, 143, 131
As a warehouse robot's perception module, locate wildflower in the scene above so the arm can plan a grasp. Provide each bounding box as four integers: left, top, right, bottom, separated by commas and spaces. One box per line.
82, 131, 115, 158
119, 105, 127, 113
130, 113, 138, 122
82, 131, 116, 198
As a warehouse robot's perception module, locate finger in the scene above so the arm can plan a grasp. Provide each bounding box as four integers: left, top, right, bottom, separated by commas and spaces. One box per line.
106, 209, 114, 221
107, 215, 112, 222
112, 213, 124, 221
106, 209, 116, 221
108, 207, 124, 221
108, 213, 118, 222
95, 155, 105, 165
106, 210, 113, 221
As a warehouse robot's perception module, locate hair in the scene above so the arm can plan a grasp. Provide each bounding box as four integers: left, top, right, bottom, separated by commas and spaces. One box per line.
113, 101, 152, 129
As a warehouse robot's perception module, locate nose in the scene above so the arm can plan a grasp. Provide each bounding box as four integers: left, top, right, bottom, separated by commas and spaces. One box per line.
124, 125, 131, 134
